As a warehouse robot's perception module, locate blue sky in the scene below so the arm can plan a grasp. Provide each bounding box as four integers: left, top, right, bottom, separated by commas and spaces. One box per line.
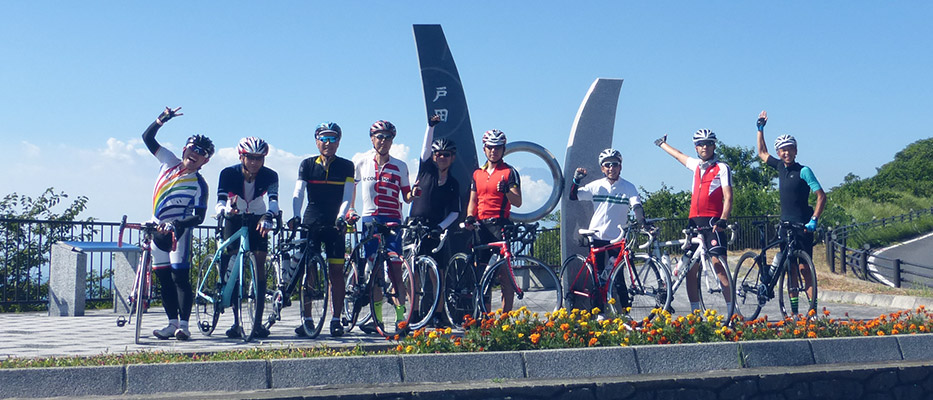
2, 2, 931, 223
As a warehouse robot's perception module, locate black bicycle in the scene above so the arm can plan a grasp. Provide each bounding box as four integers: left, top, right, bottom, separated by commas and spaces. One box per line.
733, 221, 818, 320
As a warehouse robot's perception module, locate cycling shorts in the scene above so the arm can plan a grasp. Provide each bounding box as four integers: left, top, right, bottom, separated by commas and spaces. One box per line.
223, 214, 269, 254
302, 224, 346, 264
361, 216, 402, 259
152, 229, 193, 270
688, 217, 728, 257
779, 224, 815, 257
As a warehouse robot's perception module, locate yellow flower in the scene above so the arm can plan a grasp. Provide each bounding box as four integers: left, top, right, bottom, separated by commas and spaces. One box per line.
608, 297, 617, 305
405, 345, 414, 353
518, 333, 525, 338
502, 324, 511, 331
591, 307, 601, 315
428, 331, 438, 339
533, 312, 539, 319
444, 327, 453, 335
580, 321, 588, 328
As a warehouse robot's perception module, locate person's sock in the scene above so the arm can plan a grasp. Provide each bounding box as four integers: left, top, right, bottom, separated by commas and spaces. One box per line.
395, 305, 407, 322
179, 320, 188, 330
790, 297, 799, 314
373, 301, 383, 323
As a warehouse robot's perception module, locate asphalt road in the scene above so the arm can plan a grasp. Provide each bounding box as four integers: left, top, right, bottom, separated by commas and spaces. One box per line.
871, 232, 933, 289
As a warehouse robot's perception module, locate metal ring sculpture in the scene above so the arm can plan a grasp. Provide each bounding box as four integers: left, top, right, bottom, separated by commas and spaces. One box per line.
504, 141, 564, 223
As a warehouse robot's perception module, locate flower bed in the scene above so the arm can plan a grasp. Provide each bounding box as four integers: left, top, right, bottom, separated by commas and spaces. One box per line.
395, 305, 932, 354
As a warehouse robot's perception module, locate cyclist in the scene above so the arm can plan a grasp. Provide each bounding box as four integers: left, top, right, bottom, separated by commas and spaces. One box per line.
291, 122, 356, 337
142, 107, 212, 341
755, 110, 826, 313
408, 114, 460, 326
465, 129, 522, 313
353, 120, 414, 333
568, 148, 650, 314
216, 137, 279, 339
655, 129, 735, 314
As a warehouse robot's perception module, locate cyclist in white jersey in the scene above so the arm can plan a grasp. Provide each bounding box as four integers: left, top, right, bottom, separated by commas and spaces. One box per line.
142, 107, 213, 341
352, 119, 414, 334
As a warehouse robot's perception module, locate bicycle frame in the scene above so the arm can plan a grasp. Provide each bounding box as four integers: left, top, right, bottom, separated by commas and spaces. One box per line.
751, 221, 807, 293
641, 226, 734, 299
195, 218, 253, 310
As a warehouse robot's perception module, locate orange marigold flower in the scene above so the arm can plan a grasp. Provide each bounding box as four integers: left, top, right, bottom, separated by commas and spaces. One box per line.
530, 333, 541, 344
546, 321, 555, 328
807, 331, 817, 338
397, 321, 409, 330
877, 331, 885, 336
588, 337, 599, 346
689, 327, 696, 335
560, 323, 570, 331
563, 332, 571, 341
822, 308, 830, 316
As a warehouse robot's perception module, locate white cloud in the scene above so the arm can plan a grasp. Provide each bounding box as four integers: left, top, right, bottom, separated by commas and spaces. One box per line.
514, 174, 554, 213
21, 141, 40, 157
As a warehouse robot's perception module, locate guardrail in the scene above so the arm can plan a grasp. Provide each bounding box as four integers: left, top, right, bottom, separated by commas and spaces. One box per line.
826, 207, 933, 288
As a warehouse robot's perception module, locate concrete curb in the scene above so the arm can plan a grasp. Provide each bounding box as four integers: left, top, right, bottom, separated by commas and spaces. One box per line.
820, 289, 932, 310
1, 334, 931, 398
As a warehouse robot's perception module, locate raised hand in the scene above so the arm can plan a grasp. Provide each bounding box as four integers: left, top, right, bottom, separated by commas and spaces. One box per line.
573, 168, 587, 184
156, 107, 183, 125
428, 114, 442, 127
757, 110, 768, 131
654, 134, 667, 147
497, 178, 509, 193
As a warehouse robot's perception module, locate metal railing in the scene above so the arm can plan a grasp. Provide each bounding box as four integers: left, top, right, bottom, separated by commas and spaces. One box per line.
826, 207, 933, 289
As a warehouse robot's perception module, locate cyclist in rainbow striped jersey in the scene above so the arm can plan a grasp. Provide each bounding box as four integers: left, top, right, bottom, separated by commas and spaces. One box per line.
656, 129, 735, 314
142, 107, 213, 341
755, 110, 826, 313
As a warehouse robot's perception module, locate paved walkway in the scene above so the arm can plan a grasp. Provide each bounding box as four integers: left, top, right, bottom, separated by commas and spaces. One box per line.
1, 292, 919, 359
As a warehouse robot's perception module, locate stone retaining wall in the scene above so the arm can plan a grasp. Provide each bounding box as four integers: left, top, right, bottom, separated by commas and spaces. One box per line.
1, 334, 931, 398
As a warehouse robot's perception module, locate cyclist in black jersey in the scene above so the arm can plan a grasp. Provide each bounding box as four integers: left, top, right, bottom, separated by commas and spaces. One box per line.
142, 107, 212, 341
216, 137, 279, 338
755, 111, 826, 312
408, 114, 460, 326
291, 122, 356, 337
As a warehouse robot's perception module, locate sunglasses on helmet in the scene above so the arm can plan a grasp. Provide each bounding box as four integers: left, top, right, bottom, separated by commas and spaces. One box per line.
317, 136, 339, 143
373, 133, 394, 141
601, 161, 621, 168
187, 145, 210, 157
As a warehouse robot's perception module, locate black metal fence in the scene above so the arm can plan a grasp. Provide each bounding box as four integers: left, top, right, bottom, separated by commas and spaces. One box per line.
826, 207, 933, 289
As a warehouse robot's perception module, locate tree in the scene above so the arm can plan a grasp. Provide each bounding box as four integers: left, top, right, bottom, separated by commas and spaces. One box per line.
0, 188, 92, 311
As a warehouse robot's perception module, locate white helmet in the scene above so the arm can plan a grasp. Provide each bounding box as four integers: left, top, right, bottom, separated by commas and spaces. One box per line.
482, 129, 507, 146
237, 137, 269, 156
774, 134, 797, 150
692, 129, 717, 144
598, 148, 622, 165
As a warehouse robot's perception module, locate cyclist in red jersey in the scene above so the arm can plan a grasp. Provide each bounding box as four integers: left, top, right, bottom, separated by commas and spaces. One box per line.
656, 130, 735, 314
466, 129, 522, 312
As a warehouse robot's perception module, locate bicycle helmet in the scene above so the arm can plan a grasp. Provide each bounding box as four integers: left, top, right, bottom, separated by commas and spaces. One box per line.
370, 120, 397, 137
184, 135, 215, 158
482, 129, 507, 146
237, 136, 269, 156
774, 134, 797, 150
431, 138, 457, 153
314, 121, 342, 140
692, 129, 717, 144
598, 148, 622, 165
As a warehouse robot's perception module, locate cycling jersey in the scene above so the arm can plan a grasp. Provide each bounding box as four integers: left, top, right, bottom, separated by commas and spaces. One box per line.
409, 159, 461, 228
151, 147, 209, 225
573, 177, 641, 241
354, 151, 411, 219
295, 155, 355, 225
216, 164, 279, 215
471, 162, 521, 220
766, 156, 822, 224
685, 157, 731, 218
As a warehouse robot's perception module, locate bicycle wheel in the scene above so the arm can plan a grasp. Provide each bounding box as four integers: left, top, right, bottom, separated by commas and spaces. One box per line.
558, 255, 598, 313
778, 250, 818, 318
195, 256, 221, 336
608, 254, 671, 322
133, 252, 150, 344
263, 256, 283, 331
299, 254, 329, 338
237, 253, 260, 341
443, 252, 478, 328
695, 256, 736, 324
479, 256, 561, 317
370, 254, 415, 338
733, 251, 765, 321
408, 255, 440, 330
342, 245, 370, 332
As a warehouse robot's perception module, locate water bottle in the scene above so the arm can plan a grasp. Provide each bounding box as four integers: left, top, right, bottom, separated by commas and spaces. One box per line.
661, 252, 672, 270
599, 265, 612, 284
765, 252, 784, 284
674, 251, 691, 278
487, 253, 500, 270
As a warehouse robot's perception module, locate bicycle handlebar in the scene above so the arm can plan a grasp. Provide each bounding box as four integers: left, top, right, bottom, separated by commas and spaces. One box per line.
118, 214, 173, 250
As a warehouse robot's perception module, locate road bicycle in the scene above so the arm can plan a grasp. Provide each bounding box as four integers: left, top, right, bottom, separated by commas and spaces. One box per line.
262, 220, 331, 338
116, 216, 174, 344
399, 220, 447, 330
342, 220, 415, 338
733, 220, 818, 320
639, 224, 737, 322
444, 222, 561, 327
193, 211, 272, 342
559, 224, 671, 322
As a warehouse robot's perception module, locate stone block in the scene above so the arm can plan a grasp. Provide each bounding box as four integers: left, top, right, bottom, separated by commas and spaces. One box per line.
112, 250, 139, 313
809, 336, 903, 365
633, 342, 741, 374
270, 354, 401, 388
522, 346, 637, 379
126, 360, 267, 394
740, 339, 814, 368
0, 366, 123, 398
896, 334, 933, 361
49, 242, 87, 316
400, 352, 524, 383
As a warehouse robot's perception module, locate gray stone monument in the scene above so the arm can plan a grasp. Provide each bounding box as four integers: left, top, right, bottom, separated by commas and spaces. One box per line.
560, 78, 624, 265
49, 241, 140, 316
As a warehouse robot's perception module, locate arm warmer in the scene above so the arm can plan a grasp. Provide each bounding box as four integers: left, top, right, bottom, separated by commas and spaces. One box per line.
142, 121, 162, 155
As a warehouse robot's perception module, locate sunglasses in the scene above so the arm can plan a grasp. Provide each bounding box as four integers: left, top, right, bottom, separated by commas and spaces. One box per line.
434, 152, 453, 158
484, 145, 504, 151
244, 154, 264, 161
317, 136, 339, 143
695, 141, 716, 147
187, 145, 210, 157
601, 161, 621, 168
373, 133, 395, 141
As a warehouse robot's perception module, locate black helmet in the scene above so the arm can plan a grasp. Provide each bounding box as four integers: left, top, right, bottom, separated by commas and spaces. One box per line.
185, 135, 215, 158
431, 138, 457, 153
